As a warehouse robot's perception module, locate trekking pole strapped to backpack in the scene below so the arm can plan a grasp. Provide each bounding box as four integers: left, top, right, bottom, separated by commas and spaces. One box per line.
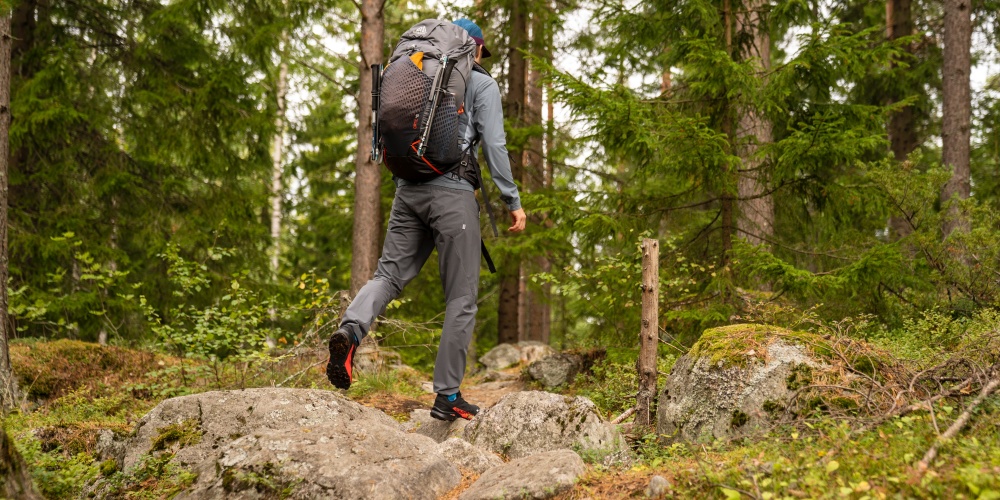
370, 63, 383, 164
417, 56, 456, 158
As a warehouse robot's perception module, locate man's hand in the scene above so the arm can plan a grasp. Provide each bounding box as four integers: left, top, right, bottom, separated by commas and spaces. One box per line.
509, 208, 526, 232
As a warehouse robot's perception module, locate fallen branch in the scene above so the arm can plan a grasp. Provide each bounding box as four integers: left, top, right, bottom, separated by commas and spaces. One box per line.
917, 375, 1000, 471
611, 407, 637, 425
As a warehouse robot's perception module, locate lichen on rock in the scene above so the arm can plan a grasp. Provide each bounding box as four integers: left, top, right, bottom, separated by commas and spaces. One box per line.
657, 324, 835, 443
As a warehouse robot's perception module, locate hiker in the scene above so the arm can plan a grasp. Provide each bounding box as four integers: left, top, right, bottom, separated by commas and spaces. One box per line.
326, 19, 525, 422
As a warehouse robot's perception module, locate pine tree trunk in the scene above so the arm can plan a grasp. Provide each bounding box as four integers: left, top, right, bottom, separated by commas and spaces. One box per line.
350, 0, 385, 296
498, 0, 528, 344
0, 11, 22, 413
270, 37, 288, 278
1, 427, 41, 499
719, 0, 735, 264
522, 10, 549, 343
940, 0, 972, 237
886, 0, 918, 160
735, 0, 773, 247
887, 0, 918, 238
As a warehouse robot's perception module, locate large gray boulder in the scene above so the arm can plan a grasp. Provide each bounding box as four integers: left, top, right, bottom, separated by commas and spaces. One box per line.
516, 341, 557, 365
436, 438, 503, 474
657, 324, 831, 443
526, 354, 583, 388
463, 391, 628, 462
458, 449, 585, 500
479, 343, 522, 370
115, 388, 460, 499
404, 408, 469, 443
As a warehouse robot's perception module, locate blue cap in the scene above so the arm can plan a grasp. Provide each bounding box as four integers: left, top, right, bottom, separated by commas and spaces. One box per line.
453, 19, 492, 58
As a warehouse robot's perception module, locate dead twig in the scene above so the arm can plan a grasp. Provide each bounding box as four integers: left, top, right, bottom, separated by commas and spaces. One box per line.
611, 407, 636, 425
917, 374, 1000, 471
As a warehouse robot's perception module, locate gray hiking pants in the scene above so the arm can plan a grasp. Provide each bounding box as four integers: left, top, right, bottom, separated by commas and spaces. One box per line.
340, 184, 481, 395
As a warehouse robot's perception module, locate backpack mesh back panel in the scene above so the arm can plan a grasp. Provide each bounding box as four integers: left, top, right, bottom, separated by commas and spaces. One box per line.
377, 20, 475, 182
380, 59, 431, 164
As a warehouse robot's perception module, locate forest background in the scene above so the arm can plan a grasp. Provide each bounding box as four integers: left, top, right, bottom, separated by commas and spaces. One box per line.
0, 0, 1000, 498
0, 0, 999, 401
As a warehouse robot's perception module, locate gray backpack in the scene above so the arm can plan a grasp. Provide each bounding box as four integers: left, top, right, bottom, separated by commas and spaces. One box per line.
374, 20, 477, 181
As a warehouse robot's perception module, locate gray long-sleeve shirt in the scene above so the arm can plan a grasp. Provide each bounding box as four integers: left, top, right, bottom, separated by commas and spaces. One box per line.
396, 70, 522, 211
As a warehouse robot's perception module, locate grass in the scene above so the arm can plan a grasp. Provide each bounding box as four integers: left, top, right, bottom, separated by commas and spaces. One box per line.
571, 398, 1000, 499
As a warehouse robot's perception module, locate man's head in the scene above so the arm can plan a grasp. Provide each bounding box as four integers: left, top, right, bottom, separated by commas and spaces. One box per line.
452, 19, 492, 62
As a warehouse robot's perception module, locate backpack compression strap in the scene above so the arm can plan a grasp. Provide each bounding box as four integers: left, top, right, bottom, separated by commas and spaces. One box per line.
462, 140, 499, 274
481, 240, 497, 274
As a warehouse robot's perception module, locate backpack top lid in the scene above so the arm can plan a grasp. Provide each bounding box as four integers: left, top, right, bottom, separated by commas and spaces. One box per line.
390, 19, 476, 64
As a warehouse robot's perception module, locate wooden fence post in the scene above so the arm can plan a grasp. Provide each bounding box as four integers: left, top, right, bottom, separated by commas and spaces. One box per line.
635, 238, 659, 427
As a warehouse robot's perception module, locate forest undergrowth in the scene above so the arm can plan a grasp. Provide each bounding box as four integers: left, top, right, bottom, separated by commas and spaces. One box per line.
2, 308, 998, 499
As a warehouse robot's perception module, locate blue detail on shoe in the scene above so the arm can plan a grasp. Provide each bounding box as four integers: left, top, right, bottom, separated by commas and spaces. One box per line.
447, 393, 458, 402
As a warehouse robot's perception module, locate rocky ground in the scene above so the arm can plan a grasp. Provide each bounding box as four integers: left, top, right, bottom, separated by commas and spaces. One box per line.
84, 340, 632, 499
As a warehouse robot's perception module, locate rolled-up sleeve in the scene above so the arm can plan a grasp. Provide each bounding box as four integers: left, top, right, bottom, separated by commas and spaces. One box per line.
474, 79, 522, 211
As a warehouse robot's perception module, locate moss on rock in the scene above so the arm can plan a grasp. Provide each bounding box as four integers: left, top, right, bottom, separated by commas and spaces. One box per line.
150, 419, 202, 452
687, 324, 831, 368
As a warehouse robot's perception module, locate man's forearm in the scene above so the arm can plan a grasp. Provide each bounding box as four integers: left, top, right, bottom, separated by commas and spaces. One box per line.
483, 145, 521, 211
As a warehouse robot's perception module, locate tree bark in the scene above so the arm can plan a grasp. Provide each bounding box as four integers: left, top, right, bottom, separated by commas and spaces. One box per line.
0, 11, 21, 413
886, 0, 918, 160
270, 35, 289, 278
497, 0, 528, 344
634, 238, 659, 427
886, 0, 918, 238
718, 0, 734, 264
1, 427, 42, 499
940, 0, 972, 237
522, 9, 549, 343
350, 0, 385, 296
735, 0, 773, 247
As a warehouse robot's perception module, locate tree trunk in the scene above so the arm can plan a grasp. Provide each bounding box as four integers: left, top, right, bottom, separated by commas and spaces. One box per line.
718, 0, 734, 265
497, 0, 528, 344
886, 0, 918, 160
1, 427, 42, 499
270, 36, 289, 278
522, 10, 549, 343
634, 238, 659, 427
940, 0, 972, 237
886, 0, 918, 238
0, 11, 21, 413
10, 0, 37, 78
350, 0, 385, 296
735, 0, 773, 247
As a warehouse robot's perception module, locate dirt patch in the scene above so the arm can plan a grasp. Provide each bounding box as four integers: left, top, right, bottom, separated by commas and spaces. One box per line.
565, 468, 652, 499
34, 424, 101, 456
438, 467, 481, 500
354, 392, 427, 421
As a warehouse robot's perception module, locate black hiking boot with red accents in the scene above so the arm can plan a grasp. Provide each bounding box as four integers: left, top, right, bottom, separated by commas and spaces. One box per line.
326, 328, 358, 390
430, 392, 479, 421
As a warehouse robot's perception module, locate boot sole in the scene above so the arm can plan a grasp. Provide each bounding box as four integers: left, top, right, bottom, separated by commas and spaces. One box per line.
326, 332, 355, 390
430, 407, 458, 421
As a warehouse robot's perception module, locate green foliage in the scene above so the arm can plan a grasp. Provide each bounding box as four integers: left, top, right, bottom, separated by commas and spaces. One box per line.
139, 246, 279, 370
97, 453, 198, 500
570, 349, 676, 418
346, 366, 426, 401
5, 387, 156, 499
626, 407, 1000, 499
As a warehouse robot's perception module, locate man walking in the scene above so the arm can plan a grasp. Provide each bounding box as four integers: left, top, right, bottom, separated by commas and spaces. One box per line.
327, 19, 525, 422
